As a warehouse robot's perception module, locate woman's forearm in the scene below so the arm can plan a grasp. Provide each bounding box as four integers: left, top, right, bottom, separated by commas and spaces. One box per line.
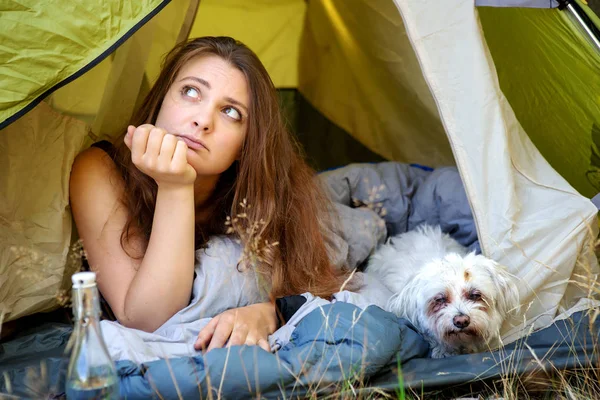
122, 184, 196, 331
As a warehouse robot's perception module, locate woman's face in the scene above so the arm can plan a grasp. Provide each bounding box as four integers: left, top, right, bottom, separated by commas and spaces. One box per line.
155, 54, 249, 178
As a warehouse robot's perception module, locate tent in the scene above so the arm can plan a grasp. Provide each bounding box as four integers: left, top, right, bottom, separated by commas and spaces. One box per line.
1, 0, 600, 397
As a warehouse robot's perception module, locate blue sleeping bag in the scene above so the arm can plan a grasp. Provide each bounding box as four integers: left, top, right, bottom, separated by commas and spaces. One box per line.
115, 303, 428, 399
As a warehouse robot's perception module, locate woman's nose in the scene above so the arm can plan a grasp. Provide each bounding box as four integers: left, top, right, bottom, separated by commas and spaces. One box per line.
192, 111, 213, 133
193, 121, 210, 132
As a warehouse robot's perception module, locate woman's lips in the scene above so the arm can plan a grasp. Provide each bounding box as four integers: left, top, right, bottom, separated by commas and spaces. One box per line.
177, 135, 207, 151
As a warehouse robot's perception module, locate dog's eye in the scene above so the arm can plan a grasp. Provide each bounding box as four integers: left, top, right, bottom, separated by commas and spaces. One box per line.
434, 296, 447, 304
468, 291, 482, 301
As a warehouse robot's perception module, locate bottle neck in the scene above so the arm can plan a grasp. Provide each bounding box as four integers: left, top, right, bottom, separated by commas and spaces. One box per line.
72, 285, 101, 321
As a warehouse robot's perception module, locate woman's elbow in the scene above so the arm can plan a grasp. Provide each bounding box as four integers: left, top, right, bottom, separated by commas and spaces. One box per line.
115, 313, 167, 333
117, 301, 185, 332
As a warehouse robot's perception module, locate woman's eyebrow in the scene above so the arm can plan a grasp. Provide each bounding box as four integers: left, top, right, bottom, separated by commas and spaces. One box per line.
225, 97, 248, 113
180, 76, 211, 89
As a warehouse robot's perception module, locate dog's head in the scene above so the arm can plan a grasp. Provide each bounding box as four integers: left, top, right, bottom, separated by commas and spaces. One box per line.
389, 252, 519, 356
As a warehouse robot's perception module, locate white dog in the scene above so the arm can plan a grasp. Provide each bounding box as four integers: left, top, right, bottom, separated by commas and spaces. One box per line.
366, 225, 519, 358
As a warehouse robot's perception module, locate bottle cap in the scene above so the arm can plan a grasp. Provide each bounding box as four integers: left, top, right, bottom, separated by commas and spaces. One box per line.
71, 271, 97, 288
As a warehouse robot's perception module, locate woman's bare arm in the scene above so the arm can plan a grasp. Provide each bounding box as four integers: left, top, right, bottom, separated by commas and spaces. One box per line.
70, 132, 196, 332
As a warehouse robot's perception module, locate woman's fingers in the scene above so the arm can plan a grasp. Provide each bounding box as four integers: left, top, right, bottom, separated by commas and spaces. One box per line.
130, 125, 151, 165
206, 314, 235, 352
194, 315, 220, 351
194, 306, 273, 354
158, 133, 178, 166
243, 336, 270, 352
124, 125, 135, 149
144, 127, 165, 160
227, 323, 250, 348
257, 338, 271, 352
124, 125, 196, 186
172, 140, 189, 169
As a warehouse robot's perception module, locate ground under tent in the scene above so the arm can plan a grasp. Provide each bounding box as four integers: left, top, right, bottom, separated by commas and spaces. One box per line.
1, 0, 600, 398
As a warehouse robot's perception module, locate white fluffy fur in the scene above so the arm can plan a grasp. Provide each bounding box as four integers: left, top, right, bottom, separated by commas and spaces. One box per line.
366, 225, 519, 358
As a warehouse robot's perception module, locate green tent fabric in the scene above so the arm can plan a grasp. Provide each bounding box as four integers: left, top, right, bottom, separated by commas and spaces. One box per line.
0, 0, 171, 130
480, 3, 600, 198
591, 0, 600, 14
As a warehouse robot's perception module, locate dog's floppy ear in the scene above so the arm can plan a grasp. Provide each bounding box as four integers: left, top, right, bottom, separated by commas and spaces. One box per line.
387, 276, 422, 327
479, 256, 520, 318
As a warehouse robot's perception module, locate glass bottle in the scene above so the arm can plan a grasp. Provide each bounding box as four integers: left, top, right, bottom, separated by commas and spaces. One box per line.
65, 272, 119, 399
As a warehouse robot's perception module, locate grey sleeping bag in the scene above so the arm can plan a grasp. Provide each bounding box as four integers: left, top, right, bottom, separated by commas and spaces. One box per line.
320, 162, 480, 265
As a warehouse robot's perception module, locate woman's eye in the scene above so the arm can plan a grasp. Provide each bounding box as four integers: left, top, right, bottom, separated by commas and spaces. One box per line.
182, 86, 199, 99
223, 106, 241, 121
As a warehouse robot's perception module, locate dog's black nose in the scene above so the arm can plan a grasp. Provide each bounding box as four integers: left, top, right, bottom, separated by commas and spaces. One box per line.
453, 314, 470, 329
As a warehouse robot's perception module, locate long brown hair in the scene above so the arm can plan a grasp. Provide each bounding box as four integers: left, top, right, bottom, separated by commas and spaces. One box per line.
112, 36, 351, 299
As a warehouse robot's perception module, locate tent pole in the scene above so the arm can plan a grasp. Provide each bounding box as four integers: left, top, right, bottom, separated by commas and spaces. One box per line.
176, 0, 201, 44
559, 0, 600, 52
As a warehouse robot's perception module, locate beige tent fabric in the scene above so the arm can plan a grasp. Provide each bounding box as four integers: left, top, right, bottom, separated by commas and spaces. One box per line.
187, 0, 454, 166
0, 102, 91, 322
298, 0, 455, 167
91, 20, 157, 138
190, 0, 306, 89
394, 0, 599, 342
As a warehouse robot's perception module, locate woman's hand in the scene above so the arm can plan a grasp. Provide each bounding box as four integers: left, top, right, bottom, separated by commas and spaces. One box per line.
194, 302, 278, 353
124, 124, 197, 187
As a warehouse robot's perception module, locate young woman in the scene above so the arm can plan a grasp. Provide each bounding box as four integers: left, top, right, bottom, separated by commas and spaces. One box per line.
69, 36, 350, 353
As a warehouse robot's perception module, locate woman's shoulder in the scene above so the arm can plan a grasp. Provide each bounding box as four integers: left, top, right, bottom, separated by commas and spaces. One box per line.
69, 144, 131, 255
72, 142, 116, 169
70, 144, 124, 200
